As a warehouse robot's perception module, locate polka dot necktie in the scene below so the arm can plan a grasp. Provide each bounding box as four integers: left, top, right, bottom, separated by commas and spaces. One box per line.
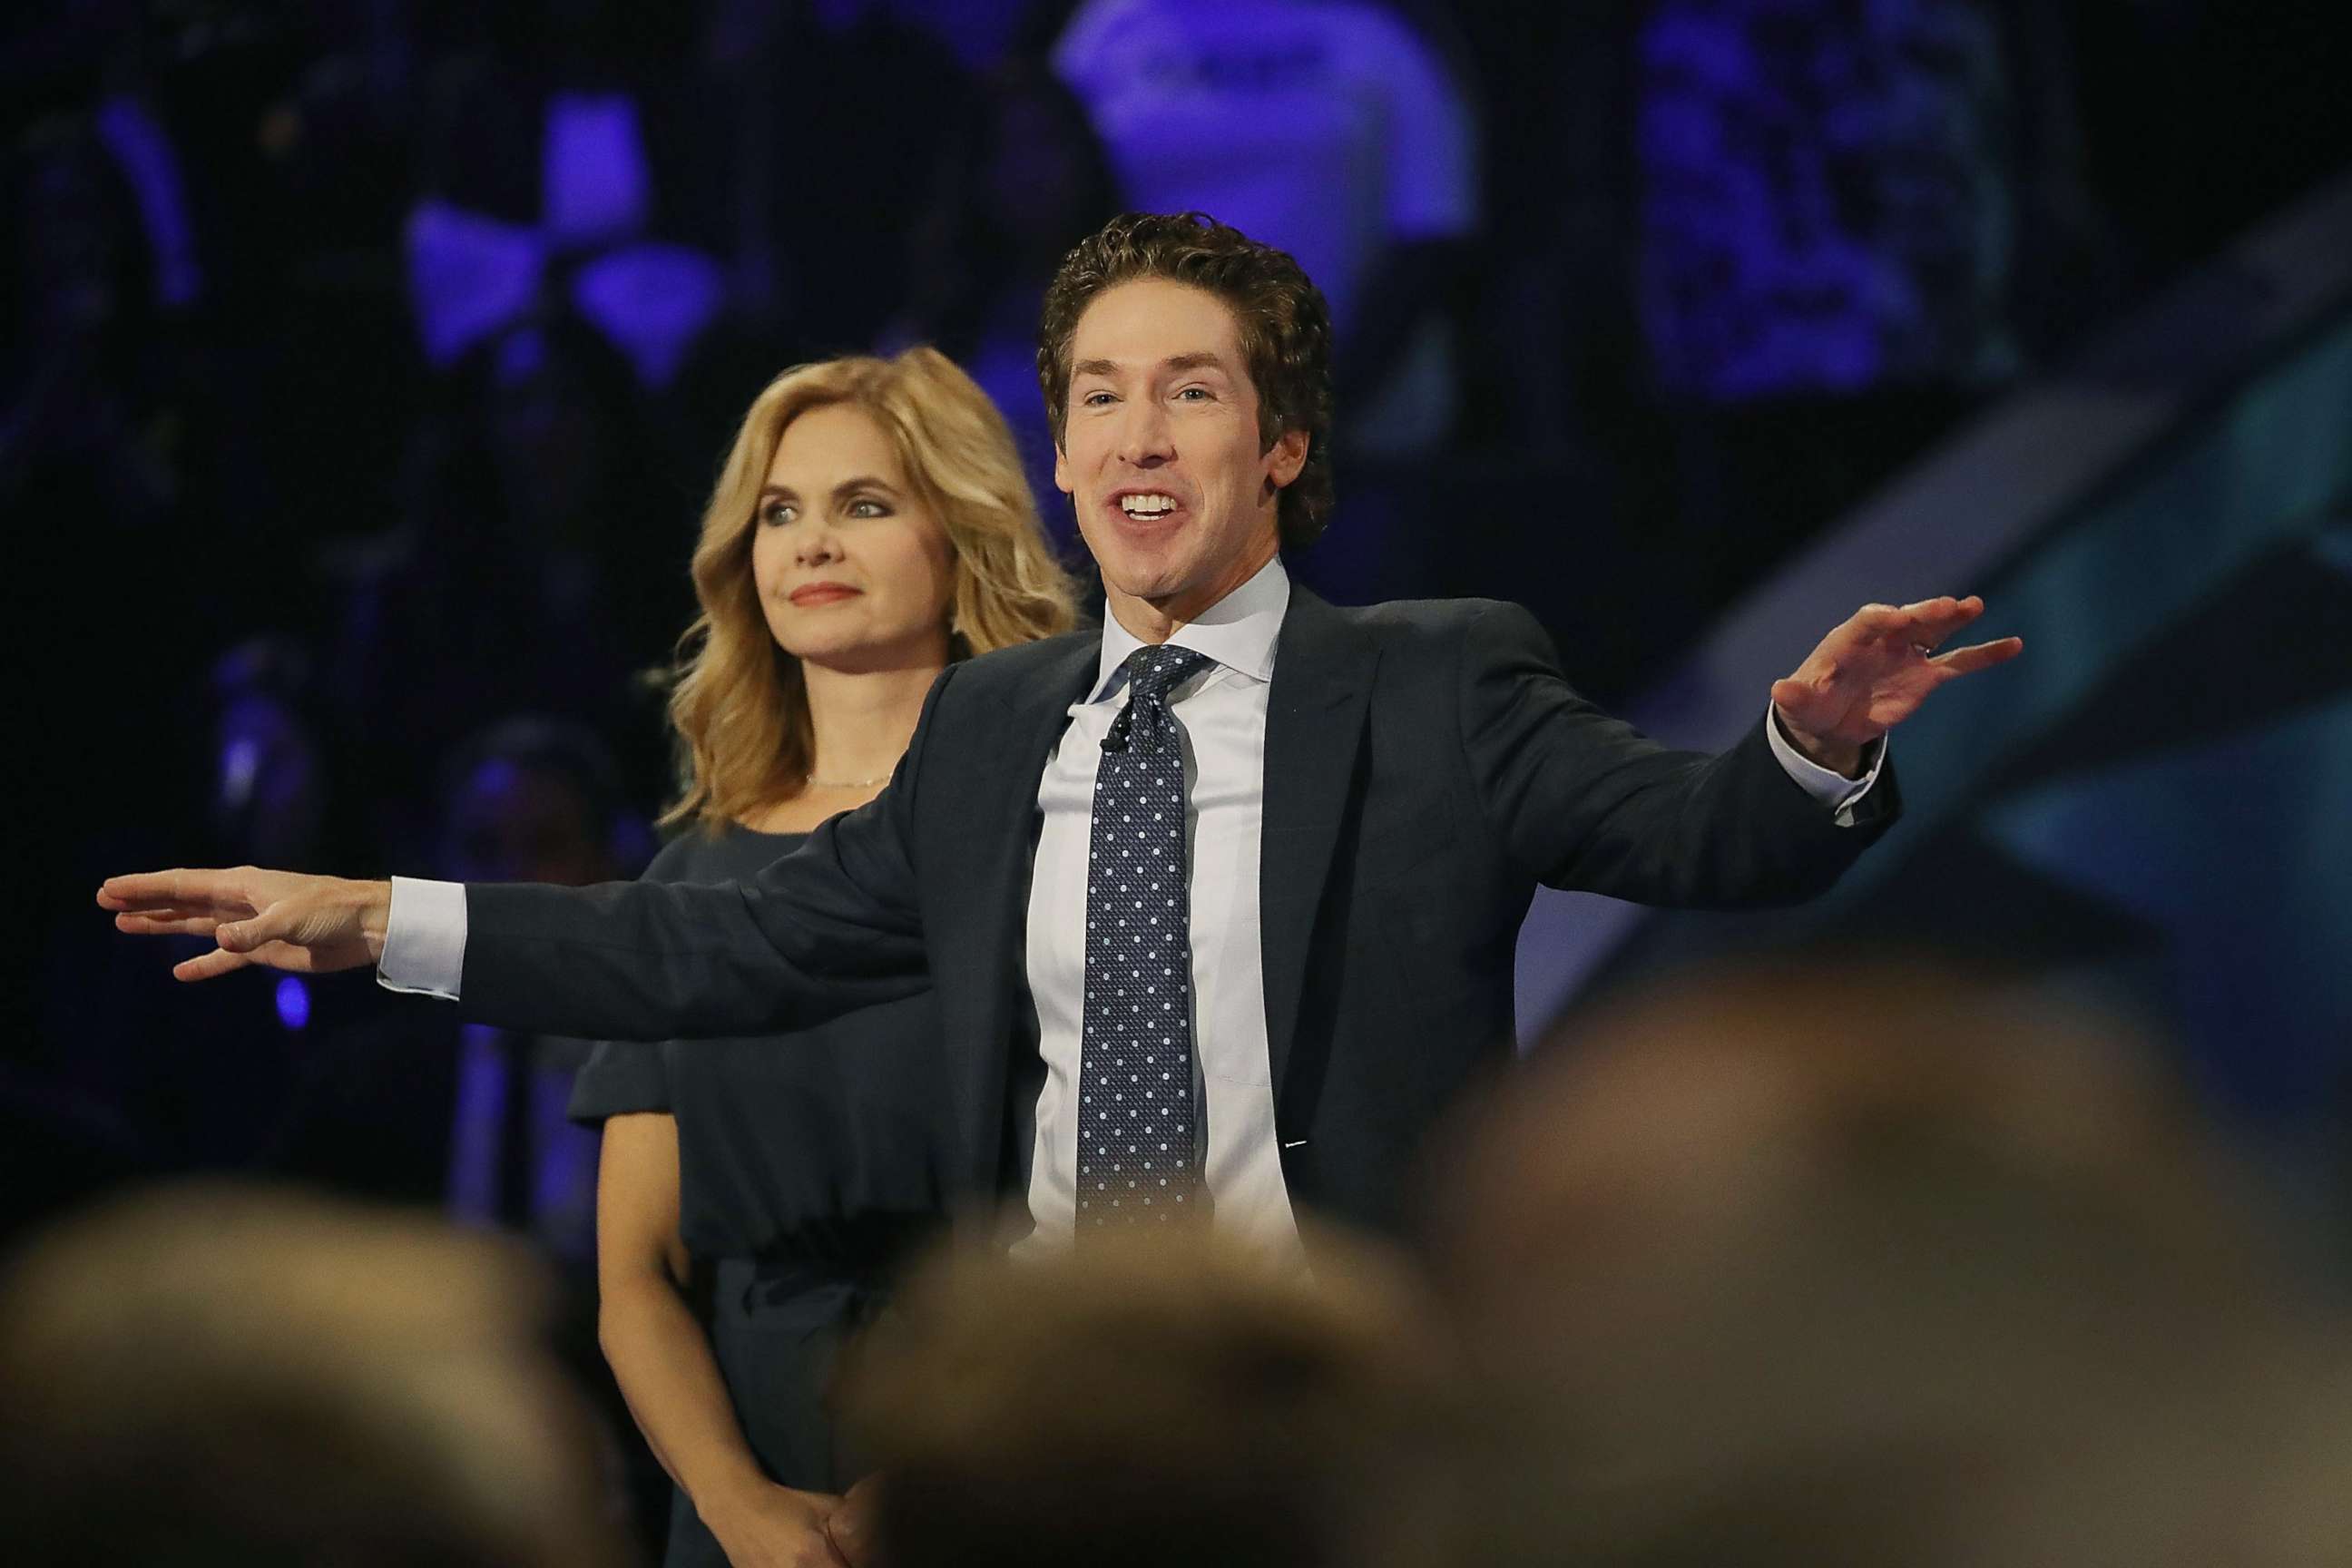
1077, 643, 1212, 1233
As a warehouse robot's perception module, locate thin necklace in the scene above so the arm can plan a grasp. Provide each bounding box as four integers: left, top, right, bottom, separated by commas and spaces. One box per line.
808, 772, 888, 789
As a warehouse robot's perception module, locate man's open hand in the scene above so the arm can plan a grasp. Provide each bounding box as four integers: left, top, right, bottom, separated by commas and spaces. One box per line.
1771, 596, 2024, 776
97, 867, 393, 983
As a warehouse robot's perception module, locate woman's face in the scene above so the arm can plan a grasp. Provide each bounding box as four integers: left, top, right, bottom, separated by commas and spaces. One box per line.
750, 402, 957, 672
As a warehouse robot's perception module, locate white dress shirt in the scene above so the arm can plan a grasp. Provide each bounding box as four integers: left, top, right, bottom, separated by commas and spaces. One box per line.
379, 559, 1883, 1259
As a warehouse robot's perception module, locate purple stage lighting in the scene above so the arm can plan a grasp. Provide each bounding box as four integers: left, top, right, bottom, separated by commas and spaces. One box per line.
275, 975, 311, 1032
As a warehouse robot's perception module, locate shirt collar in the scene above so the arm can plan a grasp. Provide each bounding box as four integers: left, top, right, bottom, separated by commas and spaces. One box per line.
1089, 554, 1289, 701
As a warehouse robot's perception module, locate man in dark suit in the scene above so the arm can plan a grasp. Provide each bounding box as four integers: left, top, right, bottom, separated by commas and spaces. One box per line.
103, 213, 2020, 1247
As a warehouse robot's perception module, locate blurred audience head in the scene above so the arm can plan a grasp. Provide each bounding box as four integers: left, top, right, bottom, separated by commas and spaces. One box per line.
1038, 211, 1335, 547
1417, 959, 2352, 1568
663, 345, 1077, 829
436, 715, 639, 885
482, 314, 648, 546
977, 64, 1119, 261
908, 59, 1122, 340
7, 118, 150, 359
0, 1181, 625, 1568
840, 1226, 1443, 1568
207, 636, 324, 868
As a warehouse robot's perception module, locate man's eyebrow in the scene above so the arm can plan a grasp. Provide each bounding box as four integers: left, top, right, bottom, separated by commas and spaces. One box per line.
1071, 351, 1233, 379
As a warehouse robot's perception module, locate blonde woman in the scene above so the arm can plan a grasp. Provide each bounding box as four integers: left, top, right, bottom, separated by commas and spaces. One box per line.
569, 348, 1076, 1568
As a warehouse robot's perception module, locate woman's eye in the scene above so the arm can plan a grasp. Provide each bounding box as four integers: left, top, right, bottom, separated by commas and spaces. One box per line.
846, 498, 889, 519
760, 502, 797, 526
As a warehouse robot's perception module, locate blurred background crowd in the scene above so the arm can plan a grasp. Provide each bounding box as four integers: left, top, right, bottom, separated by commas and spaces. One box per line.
8, 0, 2352, 1560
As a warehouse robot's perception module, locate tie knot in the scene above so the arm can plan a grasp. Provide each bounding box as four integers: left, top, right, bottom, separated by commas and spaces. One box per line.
1102, 644, 1211, 755
1119, 643, 1211, 706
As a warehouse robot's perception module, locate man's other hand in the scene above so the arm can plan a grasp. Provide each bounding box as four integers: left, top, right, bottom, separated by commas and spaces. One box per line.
98, 868, 393, 983
1772, 596, 2024, 776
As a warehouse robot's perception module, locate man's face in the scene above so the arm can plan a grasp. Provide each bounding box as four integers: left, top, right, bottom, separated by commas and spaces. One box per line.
1054, 279, 1308, 633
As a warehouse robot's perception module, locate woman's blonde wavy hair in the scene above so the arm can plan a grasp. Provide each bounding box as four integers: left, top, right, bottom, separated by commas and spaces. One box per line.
663, 347, 1079, 832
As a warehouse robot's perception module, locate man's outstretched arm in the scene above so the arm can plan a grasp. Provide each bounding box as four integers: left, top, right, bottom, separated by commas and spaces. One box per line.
103, 674, 950, 1041
101, 796, 926, 1043
456, 813, 926, 1040
1461, 594, 2020, 906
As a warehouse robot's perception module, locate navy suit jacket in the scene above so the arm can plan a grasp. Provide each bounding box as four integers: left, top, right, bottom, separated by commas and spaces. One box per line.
462, 586, 1896, 1232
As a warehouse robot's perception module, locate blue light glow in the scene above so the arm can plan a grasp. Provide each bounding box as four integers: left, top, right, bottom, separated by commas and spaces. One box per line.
275, 975, 311, 1032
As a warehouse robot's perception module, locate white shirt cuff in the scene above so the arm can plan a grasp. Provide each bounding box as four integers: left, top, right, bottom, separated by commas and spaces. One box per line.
376, 876, 467, 1000
1766, 703, 1886, 828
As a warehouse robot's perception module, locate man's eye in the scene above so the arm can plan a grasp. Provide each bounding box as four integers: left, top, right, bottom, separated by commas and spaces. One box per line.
1081, 391, 1115, 407
1175, 387, 1211, 401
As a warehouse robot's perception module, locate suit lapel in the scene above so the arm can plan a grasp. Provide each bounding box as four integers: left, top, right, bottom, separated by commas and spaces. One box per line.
1259, 586, 1376, 1098
949, 635, 1099, 1191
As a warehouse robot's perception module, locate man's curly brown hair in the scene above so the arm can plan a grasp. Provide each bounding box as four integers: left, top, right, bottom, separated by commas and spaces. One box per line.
1038, 211, 1336, 549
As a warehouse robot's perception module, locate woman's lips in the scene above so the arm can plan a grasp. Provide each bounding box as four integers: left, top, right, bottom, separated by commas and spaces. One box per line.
789, 584, 861, 606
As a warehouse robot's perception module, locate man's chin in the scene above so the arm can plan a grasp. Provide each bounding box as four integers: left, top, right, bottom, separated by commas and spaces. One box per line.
1097, 559, 1193, 606
1091, 566, 1185, 611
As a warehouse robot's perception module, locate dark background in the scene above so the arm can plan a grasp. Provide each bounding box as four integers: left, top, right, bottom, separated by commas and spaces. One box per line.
10, 0, 2350, 1332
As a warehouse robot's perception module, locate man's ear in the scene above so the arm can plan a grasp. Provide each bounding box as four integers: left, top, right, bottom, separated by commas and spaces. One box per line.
1266, 426, 1310, 489
1052, 438, 1073, 496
